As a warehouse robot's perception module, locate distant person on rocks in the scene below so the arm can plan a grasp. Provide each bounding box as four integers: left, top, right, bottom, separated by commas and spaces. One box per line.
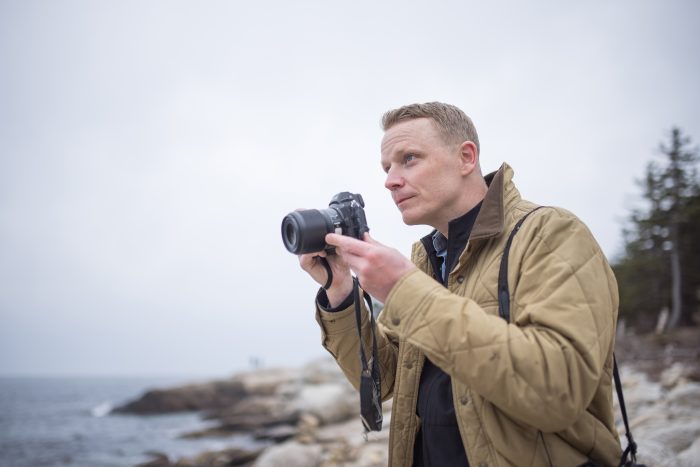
297, 102, 623, 466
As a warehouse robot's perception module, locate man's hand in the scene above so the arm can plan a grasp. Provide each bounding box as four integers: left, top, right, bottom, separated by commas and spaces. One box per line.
299, 248, 354, 308
325, 232, 416, 303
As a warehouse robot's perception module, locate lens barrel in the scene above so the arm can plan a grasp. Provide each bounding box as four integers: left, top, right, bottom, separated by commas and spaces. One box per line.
281, 209, 334, 254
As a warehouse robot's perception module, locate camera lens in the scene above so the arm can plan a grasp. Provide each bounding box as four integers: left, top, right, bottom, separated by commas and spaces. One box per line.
284, 222, 297, 247
281, 209, 334, 254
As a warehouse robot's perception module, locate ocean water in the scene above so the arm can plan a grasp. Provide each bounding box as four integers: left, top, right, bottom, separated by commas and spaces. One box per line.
0, 376, 263, 467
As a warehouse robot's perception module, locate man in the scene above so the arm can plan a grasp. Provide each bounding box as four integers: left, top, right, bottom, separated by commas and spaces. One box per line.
299, 102, 623, 466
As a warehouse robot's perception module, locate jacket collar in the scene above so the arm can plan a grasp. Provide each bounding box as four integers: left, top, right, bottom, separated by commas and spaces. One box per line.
469, 162, 518, 241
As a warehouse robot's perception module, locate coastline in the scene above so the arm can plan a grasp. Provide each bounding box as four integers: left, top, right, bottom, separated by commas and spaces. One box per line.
121, 327, 700, 467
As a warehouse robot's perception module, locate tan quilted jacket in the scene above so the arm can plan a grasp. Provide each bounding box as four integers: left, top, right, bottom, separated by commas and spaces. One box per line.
315, 163, 622, 466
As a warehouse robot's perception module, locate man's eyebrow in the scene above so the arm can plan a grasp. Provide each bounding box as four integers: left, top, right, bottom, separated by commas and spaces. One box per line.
398, 147, 421, 155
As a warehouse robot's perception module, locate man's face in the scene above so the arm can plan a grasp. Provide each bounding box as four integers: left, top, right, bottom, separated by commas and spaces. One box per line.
380, 118, 466, 229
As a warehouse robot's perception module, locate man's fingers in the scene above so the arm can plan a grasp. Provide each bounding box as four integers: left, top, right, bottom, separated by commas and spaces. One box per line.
326, 232, 386, 258
299, 251, 327, 270
324, 233, 342, 245
298, 254, 317, 270
325, 233, 364, 252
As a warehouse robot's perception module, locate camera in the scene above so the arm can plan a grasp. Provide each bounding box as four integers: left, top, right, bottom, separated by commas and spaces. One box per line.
281, 192, 370, 255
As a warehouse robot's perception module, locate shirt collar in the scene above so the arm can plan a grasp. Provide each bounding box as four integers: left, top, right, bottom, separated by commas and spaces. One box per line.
431, 230, 448, 255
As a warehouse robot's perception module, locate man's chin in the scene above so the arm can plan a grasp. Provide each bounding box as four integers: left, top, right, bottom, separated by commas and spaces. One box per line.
400, 211, 421, 226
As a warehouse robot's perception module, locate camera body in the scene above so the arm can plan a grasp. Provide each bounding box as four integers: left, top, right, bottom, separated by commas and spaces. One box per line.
281, 192, 370, 255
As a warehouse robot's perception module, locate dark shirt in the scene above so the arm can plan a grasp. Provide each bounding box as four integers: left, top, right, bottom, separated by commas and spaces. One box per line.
413, 201, 481, 467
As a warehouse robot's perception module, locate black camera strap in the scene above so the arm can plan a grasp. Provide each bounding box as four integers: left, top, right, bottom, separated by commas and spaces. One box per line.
499, 207, 642, 467
353, 276, 383, 433
498, 206, 545, 322
320, 258, 382, 434
319, 257, 334, 290
613, 354, 640, 466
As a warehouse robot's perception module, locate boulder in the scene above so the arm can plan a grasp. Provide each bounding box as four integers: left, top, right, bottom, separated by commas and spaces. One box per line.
659, 362, 692, 388
350, 443, 388, 467
635, 419, 700, 453
634, 439, 678, 467
252, 441, 323, 467
666, 382, 700, 407
212, 395, 300, 431
292, 382, 358, 425
236, 367, 300, 396
676, 437, 700, 467
300, 356, 348, 384
115, 380, 247, 414
174, 447, 263, 467
617, 367, 664, 411
136, 453, 171, 467
253, 424, 298, 443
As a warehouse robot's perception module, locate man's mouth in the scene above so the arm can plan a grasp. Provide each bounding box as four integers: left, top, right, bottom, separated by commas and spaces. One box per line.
395, 195, 414, 207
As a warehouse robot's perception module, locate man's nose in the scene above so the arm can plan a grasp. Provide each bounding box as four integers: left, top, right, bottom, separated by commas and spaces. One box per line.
384, 169, 404, 190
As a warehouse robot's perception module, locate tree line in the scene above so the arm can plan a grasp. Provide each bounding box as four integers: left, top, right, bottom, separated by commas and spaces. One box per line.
613, 127, 700, 332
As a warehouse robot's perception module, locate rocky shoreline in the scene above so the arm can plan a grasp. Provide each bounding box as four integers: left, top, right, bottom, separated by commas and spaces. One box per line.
117, 327, 700, 467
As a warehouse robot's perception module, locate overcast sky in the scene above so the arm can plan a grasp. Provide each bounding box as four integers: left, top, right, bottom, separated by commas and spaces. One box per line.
1, 0, 699, 377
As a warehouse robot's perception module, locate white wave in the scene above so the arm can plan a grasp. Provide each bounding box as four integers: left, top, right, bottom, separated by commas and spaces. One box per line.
91, 401, 113, 417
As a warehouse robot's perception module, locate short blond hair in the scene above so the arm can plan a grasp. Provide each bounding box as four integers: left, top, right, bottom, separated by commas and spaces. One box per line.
381, 102, 480, 154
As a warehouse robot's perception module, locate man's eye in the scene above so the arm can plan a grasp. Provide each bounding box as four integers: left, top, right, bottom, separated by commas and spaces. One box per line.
404, 154, 416, 164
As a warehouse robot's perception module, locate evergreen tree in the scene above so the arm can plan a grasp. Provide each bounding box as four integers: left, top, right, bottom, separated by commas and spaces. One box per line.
660, 128, 699, 327
614, 128, 699, 330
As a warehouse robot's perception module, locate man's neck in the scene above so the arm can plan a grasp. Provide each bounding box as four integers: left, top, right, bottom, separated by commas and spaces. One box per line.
437, 200, 484, 238
437, 207, 476, 237
437, 182, 488, 237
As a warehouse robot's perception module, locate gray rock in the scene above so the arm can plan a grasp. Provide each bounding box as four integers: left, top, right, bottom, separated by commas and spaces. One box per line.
253, 424, 298, 443
629, 406, 669, 433
206, 395, 300, 431
292, 382, 358, 425
252, 441, 322, 467
666, 382, 700, 407
315, 412, 392, 447
136, 452, 171, 467
115, 380, 247, 414
238, 368, 299, 396
636, 419, 700, 453
618, 367, 664, 411
659, 362, 692, 389
634, 439, 678, 467
350, 443, 388, 467
175, 447, 262, 467
675, 437, 700, 467
301, 356, 348, 384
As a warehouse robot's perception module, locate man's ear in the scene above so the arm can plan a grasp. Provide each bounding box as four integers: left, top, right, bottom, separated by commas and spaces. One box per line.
458, 141, 479, 176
